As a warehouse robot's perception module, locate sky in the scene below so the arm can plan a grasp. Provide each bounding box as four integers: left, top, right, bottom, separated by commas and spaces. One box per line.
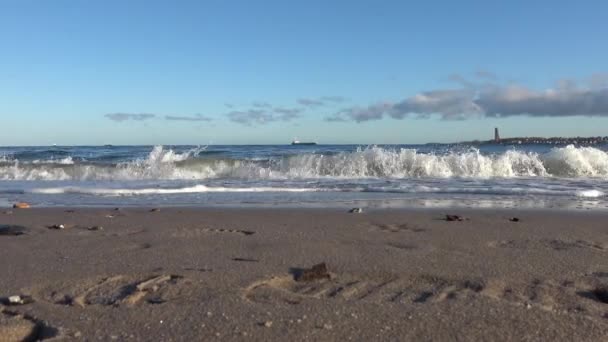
1, 0, 608, 145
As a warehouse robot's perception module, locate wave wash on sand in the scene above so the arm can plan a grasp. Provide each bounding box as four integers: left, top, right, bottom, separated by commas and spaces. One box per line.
2, 145, 608, 181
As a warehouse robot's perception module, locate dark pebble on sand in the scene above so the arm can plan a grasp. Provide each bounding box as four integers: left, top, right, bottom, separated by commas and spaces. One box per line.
509, 217, 520, 222
591, 286, 608, 304
232, 258, 259, 262
294, 262, 331, 282
445, 214, 465, 221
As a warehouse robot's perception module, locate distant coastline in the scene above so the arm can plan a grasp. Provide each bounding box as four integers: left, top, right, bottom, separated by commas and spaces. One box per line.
462, 136, 608, 146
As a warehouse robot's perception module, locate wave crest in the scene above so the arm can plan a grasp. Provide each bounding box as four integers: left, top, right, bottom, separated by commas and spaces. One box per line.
1, 145, 608, 181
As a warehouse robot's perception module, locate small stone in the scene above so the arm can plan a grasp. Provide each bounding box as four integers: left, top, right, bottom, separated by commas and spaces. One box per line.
263, 321, 273, 328
591, 285, 608, 304
3, 295, 34, 305
323, 323, 333, 330
349, 207, 363, 213
8, 296, 22, 304
48, 224, 65, 230
88, 226, 103, 231
206, 312, 213, 317
509, 217, 520, 222
149, 208, 160, 212
12, 202, 30, 209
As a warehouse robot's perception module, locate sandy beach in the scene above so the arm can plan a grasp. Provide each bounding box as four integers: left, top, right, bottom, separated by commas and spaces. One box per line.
1, 207, 608, 341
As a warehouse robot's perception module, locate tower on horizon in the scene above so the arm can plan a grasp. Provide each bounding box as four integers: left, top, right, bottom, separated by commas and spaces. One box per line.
494, 127, 500, 142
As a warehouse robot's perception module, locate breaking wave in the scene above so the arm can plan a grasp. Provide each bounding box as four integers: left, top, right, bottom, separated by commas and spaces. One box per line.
2, 145, 608, 181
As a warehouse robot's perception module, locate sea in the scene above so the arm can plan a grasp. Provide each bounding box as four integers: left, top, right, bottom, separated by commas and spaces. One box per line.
1, 143, 608, 210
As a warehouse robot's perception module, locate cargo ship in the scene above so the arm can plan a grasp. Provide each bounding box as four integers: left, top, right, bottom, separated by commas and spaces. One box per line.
291, 139, 317, 145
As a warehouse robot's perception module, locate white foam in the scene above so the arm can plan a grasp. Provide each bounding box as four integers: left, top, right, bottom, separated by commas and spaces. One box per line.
575, 189, 605, 198
3, 145, 608, 181
29, 185, 321, 196
31, 157, 75, 165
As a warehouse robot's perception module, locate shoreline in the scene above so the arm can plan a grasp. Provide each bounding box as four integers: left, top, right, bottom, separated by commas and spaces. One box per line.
3, 200, 608, 212
1, 207, 608, 340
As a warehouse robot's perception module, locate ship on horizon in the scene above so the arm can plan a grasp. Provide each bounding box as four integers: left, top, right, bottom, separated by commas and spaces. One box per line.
291, 139, 317, 145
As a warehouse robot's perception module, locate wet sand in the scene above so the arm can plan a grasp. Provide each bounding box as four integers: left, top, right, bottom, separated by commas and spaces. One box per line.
1, 207, 607, 341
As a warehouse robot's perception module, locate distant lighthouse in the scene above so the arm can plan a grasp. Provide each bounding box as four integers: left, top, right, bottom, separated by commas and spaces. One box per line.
494, 127, 500, 142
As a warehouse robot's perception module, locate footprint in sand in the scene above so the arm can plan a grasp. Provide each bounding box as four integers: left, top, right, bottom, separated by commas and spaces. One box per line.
35, 274, 187, 307
244, 270, 608, 320
0, 310, 59, 341
171, 227, 255, 238
243, 271, 486, 305
479, 277, 608, 319
488, 239, 607, 251
368, 223, 426, 233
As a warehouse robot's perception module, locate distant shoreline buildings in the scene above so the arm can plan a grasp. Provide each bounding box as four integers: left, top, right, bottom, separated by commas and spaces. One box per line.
462, 128, 608, 146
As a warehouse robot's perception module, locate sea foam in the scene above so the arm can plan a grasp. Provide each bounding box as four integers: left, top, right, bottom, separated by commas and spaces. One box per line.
2, 145, 608, 181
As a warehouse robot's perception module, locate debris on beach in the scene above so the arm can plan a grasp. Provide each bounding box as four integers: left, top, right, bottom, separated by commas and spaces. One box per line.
509, 217, 520, 222
12, 202, 30, 209
349, 208, 363, 213
48, 224, 65, 230
591, 285, 608, 304
294, 262, 331, 282
445, 214, 465, 222
149, 208, 161, 212
261, 321, 273, 328
2, 210, 13, 215
232, 257, 259, 262
87, 226, 103, 231
1, 295, 34, 306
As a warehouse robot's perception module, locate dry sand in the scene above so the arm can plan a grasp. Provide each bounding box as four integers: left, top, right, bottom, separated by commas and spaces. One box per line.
1, 207, 607, 341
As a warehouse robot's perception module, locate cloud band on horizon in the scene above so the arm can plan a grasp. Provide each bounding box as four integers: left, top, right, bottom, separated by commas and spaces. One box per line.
104, 113, 156, 122
165, 114, 212, 121
327, 74, 608, 122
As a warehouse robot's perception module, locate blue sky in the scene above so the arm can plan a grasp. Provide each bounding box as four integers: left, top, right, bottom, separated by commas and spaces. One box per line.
1, 0, 608, 145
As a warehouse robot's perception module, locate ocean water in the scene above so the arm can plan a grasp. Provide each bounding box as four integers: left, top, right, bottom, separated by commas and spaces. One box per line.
1, 144, 608, 209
